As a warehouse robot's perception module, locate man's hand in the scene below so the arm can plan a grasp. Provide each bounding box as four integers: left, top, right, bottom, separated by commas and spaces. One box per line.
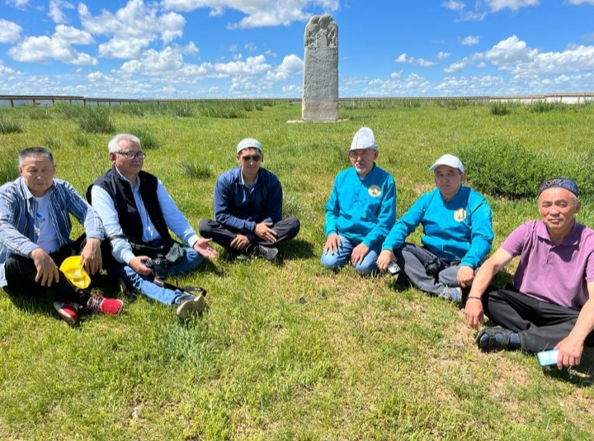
351, 243, 369, 266
555, 336, 584, 369
254, 222, 277, 243
230, 234, 250, 251
80, 238, 102, 275
129, 256, 153, 276
193, 238, 218, 259
377, 249, 395, 272
324, 233, 341, 254
457, 265, 475, 288
464, 298, 484, 329
30, 247, 59, 287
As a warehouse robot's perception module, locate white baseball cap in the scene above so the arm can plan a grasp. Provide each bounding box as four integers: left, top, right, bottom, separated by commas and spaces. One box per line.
349, 127, 378, 151
237, 138, 263, 154
429, 154, 464, 173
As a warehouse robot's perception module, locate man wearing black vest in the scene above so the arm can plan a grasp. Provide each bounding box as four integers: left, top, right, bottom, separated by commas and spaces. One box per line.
88, 134, 217, 319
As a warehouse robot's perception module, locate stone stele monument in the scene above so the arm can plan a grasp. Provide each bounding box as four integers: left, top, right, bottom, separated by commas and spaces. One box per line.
302, 14, 338, 121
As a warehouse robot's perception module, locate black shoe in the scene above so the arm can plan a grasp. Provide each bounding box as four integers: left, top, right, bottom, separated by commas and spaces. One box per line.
254, 245, 278, 261
174, 293, 206, 319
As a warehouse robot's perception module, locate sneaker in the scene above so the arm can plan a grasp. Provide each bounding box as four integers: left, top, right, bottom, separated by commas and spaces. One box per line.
54, 301, 79, 325
254, 245, 278, 261
440, 286, 463, 305
174, 293, 206, 319
86, 294, 124, 315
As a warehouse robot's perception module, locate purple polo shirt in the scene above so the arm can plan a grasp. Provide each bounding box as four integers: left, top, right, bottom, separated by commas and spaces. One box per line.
502, 220, 594, 310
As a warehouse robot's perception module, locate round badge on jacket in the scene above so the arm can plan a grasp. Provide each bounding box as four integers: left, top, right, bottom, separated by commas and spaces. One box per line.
368, 185, 381, 197
454, 208, 467, 222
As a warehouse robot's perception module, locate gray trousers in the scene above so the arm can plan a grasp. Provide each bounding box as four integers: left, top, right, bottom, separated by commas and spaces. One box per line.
395, 243, 461, 295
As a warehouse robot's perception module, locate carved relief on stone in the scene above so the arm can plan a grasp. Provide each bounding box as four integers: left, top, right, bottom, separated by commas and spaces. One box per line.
305, 14, 337, 49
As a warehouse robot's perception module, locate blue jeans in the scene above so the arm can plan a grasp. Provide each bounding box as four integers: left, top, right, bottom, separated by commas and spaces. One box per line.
320, 235, 380, 275
109, 247, 203, 305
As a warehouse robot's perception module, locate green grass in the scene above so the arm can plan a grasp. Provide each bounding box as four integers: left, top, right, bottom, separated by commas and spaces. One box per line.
2, 100, 594, 439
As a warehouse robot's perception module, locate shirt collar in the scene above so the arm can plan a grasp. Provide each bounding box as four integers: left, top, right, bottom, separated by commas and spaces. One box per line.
18, 177, 55, 200
239, 167, 259, 186
536, 219, 581, 246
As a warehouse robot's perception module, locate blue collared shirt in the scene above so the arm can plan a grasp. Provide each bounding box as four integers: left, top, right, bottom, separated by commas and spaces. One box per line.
0, 177, 103, 287
91, 169, 199, 265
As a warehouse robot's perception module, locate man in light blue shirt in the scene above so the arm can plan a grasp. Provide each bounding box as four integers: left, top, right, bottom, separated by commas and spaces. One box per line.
88, 134, 217, 319
377, 154, 494, 303
322, 127, 397, 274
0, 147, 123, 325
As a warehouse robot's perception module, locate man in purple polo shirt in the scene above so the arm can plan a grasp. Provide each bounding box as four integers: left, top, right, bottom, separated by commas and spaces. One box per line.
464, 178, 594, 368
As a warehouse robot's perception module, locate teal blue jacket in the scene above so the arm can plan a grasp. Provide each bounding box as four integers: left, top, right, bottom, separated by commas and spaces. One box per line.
382, 186, 493, 268
324, 164, 396, 248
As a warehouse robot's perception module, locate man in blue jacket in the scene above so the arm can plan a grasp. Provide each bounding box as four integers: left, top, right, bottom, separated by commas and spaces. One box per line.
199, 138, 300, 261
321, 127, 397, 275
377, 154, 493, 303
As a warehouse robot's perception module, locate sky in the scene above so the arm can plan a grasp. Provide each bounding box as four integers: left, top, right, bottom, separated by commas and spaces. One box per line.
1, 0, 594, 99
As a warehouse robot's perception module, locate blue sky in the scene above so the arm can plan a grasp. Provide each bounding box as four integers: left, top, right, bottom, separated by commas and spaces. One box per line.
1, 0, 594, 98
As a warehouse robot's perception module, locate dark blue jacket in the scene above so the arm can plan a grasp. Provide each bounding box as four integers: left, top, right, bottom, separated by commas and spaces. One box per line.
213, 166, 282, 233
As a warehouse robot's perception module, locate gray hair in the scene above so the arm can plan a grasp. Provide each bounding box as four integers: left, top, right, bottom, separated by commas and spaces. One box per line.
537, 193, 579, 206
19, 147, 54, 167
108, 134, 141, 153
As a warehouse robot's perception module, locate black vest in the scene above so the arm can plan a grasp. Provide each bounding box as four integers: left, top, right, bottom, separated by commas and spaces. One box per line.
87, 166, 172, 244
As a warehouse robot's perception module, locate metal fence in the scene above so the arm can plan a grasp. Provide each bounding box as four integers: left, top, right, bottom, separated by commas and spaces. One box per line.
1, 93, 594, 108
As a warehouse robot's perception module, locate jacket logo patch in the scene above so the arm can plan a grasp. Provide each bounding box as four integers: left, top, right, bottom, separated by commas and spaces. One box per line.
454, 208, 467, 222
368, 185, 381, 197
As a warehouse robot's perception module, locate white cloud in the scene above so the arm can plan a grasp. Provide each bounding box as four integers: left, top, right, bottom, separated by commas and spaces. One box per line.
0, 19, 23, 43
395, 53, 435, 67
460, 35, 480, 46
215, 55, 270, 75
7, 0, 30, 9
444, 58, 471, 73
79, 0, 185, 59
0, 63, 17, 77
483, 35, 538, 67
277, 54, 303, 73
486, 0, 539, 12
161, 0, 340, 28
8, 25, 97, 65
442, 0, 465, 11
49, 0, 74, 24
568, 0, 594, 4
437, 51, 452, 59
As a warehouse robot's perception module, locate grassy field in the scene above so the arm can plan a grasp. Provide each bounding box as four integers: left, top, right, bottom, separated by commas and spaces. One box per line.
1, 100, 594, 440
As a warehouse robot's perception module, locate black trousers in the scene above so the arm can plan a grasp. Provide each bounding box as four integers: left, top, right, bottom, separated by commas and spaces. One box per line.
198, 217, 300, 254
482, 286, 594, 353
4, 235, 91, 305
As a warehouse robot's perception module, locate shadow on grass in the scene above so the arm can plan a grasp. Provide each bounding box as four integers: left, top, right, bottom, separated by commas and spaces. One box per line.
540, 348, 594, 386
217, 239, 315, 264
2, 287, 58, 317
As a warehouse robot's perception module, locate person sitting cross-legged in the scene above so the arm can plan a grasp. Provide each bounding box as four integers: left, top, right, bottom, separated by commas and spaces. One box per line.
199, 138, 300, 261
0, 147, 123, 325
88, 134, 217, 319
464, 178, 594, 369
321, 127, 396, 275
377, 154, 494, 304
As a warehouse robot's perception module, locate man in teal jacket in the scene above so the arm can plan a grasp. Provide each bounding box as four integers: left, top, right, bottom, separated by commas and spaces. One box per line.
322, 127, 397, 275
377, 154, 493, 303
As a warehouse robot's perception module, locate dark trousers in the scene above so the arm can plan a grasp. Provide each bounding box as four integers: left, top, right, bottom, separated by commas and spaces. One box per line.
482, 286, 594, 353
4, 235, 91, 305
198, 217, 300, 254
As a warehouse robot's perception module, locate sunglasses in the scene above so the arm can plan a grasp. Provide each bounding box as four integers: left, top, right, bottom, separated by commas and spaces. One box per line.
241, 155, 262, 162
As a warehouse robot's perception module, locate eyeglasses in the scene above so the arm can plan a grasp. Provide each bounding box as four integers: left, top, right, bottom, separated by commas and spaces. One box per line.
116, 151, 146, 160
241, 155, 262, 162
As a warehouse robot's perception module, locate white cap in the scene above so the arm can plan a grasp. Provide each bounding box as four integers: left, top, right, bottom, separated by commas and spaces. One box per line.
349, 127, 378, 151
429, 154, 464, 173
237, 138, 263, 154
